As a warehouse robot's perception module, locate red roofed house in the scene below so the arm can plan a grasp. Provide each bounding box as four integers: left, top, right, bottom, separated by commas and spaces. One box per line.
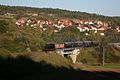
16, 18, 25, 26
77, 26, 86, 32
114, 27, 120, 35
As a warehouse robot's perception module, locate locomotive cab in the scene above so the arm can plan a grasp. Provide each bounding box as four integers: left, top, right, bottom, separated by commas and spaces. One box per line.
43, 43, 55, 51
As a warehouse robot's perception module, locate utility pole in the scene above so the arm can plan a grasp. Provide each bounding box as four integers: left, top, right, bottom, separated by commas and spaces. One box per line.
102, 46, 105, 66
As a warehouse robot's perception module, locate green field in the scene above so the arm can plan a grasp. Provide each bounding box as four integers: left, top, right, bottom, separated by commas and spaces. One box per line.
94, 63, 120, 69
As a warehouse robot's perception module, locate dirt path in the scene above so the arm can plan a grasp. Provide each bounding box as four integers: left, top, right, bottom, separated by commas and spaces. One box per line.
86, 68, 120, 73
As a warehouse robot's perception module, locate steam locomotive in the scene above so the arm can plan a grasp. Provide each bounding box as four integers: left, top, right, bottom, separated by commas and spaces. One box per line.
43, 41, 98, 51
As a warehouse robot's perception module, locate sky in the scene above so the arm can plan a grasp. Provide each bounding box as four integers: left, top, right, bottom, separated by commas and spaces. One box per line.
0, 0, 120, 16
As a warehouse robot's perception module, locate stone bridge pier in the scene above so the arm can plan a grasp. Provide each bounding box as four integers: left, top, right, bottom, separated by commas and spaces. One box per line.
56, 48, 81, 63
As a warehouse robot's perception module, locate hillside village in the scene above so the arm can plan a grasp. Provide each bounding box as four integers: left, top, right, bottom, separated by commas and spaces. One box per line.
16, 17, 120, 36
0, 5, 120, 37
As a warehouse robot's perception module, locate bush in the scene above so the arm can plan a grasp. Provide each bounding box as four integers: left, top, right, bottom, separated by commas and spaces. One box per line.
2, 42, 26, 53
0, 48, 12, 58
0, 36, 26, 53
0, 20, 9, 33
77, 48, 100, 65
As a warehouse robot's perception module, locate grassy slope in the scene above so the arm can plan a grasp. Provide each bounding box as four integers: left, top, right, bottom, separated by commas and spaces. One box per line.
10, 51, 73, 68
28, 52, 73, 68
101, 64, 120, 69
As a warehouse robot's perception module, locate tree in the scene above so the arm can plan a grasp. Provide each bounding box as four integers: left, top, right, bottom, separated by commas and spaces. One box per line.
0, 20, 9, 34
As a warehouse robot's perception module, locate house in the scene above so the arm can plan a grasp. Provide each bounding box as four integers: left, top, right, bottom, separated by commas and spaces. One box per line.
91, 26, 97, 30
76, 19, 84, 24
97, 27, 105, 31
16, 18, 25, 26
84, 21, 89, 25
85, 33, 89, 36
36, 20, 46, 28
54, 30, 59, 33
100, 33, 105, 36
32, 13, 38, 17
84, 26, 90, 31
116, 27, 120, 32
5, 12, 16, 16
58, 20, 64, 24
54, 20, 72, 29
63, 20, 72, 27
58, 20, 72, 27
26, 19, 32, 26
103, 22, 108, 27
77, 26, 86, 32
88, 21, 94, 25
114, 27, 120, 35
46, 20, 53, 26
97, 21, 103, 26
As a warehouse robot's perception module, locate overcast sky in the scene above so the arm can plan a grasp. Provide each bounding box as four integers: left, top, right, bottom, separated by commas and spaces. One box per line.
0, 0, 120, 16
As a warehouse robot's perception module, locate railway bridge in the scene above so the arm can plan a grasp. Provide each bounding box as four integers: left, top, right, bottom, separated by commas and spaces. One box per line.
43, 41, 98, 63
